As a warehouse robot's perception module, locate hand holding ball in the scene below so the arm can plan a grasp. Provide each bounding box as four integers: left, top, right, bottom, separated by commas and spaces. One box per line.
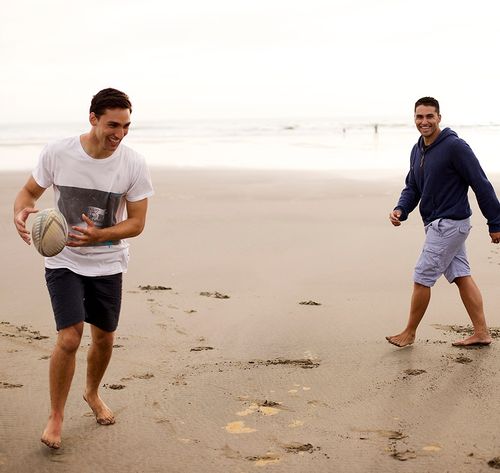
31, 208, 68, 257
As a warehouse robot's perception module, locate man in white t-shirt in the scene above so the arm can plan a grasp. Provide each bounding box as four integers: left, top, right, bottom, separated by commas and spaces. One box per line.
13, 88, 154, 449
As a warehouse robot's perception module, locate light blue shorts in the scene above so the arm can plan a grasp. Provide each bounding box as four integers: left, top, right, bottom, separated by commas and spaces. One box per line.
414, 218, 472, 287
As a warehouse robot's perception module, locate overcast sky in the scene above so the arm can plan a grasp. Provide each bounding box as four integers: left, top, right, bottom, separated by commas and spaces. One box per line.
1, 0, 499, 124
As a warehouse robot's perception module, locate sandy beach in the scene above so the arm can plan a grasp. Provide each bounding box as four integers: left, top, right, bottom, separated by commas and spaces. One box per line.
2, 167, 500, 472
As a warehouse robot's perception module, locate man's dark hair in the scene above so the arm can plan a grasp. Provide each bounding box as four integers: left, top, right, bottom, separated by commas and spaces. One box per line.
90, 88, 132, 117
414, 96, 440, 114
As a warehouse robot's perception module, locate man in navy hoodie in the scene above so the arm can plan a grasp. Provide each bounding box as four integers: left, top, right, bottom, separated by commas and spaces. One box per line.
386, 96, 500, 348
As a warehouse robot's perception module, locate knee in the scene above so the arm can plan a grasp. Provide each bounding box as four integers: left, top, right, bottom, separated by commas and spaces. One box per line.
57, 325, 83, 354
92, 329, 115, 349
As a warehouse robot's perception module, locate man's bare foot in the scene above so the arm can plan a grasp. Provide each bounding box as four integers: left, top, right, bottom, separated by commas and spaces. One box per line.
452, 334, 492, 347
386, 331, 415, 348
41, 416, 62, 449
83, 393, 115, 425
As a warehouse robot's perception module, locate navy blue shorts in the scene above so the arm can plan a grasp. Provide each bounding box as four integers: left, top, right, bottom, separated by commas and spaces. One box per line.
45, 268, 122, 332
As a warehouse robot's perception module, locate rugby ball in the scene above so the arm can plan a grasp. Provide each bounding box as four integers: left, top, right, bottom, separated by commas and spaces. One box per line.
32, 208, 68, 257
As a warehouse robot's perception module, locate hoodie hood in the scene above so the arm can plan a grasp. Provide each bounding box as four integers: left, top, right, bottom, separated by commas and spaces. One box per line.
417, 127, 457, 151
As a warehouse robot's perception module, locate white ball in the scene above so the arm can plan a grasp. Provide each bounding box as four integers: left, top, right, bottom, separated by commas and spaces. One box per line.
31, 208, 68, 257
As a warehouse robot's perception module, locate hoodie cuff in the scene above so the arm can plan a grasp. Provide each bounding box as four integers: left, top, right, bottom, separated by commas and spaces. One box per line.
394, 206, 408, 221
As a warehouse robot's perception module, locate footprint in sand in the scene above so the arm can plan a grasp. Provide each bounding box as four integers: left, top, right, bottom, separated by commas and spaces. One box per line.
422, 445, 442, 452
488, 457, 500, 468
455, 355, 473, 364
120, 373, 154, 382
260, 358, 320, 369
200, 291, 230, 299
246, 453, 281, 466
391, 449, 417, 461
222, 445, 281, 466
224, 421, 257, 434
178, 438, 200, 445
171, 373, 187, 386
133, 373, 154, 380
357, 429, 414, 461
0, 382, 23, 389
236, 400, 283, 417
147, 299, 163, 315
402, 369, 427, 379
0, 323, 49, 342
139, 285, 172, 291
282, 442, 317, 454
103, 383, 126, 390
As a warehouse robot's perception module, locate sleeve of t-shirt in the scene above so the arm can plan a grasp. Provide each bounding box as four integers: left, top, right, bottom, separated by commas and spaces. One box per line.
126, 156, 154, 202
32, 144, 54, 189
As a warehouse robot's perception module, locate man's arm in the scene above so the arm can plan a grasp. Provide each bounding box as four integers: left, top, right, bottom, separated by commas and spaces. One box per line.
452, 140, 500, 239
67, 198, 148, 247
394, 169, 421, 222
13, 176, 47, 245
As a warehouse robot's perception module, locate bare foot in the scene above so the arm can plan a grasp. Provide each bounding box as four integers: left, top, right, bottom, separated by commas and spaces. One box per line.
386, 331, 415, 348
452, 334, 492, 347
83, 393, 115, 425
41, 416, 62, 449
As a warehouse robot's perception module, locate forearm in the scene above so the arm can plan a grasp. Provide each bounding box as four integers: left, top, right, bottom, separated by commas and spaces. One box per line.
92, 218, 145, 243
68, 198, 148, 247
13, 177, 47, 244
14, 187, 39, 216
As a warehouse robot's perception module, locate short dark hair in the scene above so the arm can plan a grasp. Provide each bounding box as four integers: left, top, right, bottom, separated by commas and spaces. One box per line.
414, 96, 440, 114
90, 88, 132, 117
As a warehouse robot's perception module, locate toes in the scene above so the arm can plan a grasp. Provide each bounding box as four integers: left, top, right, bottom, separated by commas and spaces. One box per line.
95, 413, 115, 425
97, 416, 115, 425
41, 438, 61, 449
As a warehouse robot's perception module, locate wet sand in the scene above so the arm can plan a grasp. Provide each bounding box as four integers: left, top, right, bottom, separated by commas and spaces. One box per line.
2, 168, 500, 472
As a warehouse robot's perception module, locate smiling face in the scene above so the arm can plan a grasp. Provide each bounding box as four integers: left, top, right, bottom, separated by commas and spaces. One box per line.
414, 104, 441, 145
89, 108, 131, 156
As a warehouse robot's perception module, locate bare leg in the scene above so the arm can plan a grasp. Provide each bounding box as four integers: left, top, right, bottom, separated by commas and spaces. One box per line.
41, 323, 84, 449
83, 325, 115, 425
386, 282, 431, 347
452, 276, 492, 346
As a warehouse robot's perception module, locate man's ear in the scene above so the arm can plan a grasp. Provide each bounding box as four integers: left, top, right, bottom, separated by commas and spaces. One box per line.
89, 112, 98, 126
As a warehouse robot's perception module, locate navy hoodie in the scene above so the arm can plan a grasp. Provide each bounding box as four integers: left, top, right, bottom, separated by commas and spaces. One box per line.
395, 127, 500, 232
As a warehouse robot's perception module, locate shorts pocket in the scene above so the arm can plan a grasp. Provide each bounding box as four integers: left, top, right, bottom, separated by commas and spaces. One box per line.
415, 245, 445, 276
459, 224, 472, 234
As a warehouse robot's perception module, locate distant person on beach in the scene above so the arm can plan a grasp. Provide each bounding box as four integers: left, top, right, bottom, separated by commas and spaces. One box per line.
386, 96, 500, 348
13, 88, 154, 448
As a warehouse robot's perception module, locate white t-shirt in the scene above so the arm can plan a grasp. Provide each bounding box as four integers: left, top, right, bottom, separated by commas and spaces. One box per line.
33, 136, 154, 276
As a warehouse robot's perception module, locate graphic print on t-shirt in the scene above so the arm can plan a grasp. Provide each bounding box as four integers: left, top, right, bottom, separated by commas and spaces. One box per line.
56, 185, 123, 246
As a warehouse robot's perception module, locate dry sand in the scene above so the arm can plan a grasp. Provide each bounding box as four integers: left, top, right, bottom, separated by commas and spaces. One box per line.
2, 168, 500, 472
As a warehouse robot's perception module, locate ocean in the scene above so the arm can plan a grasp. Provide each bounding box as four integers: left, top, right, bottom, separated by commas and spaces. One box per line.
1, 118, 499, 176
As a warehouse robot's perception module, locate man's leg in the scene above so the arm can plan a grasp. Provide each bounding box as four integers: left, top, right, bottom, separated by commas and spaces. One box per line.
41, 323, 84, 449
386, 282, 431, 347
452, 276, 492, 346
84, 324, 116, 425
